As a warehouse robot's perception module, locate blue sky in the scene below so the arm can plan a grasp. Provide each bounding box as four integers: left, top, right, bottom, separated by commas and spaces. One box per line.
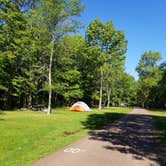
78, 0, 166, 79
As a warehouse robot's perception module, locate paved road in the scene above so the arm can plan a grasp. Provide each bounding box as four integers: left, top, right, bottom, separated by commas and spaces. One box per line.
31, 108, 161, 166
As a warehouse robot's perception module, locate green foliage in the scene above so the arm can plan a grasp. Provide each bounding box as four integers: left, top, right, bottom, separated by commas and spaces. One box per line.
0, 0, 30, 108
85, 18, 128, 107
136, 51, 161, 77
135, 51, 166, 108
1, 1, 158, 109
111, 72, 138, 106
148, 63, 166, 108
0, 0, 84, 109
52, 35, 85, 104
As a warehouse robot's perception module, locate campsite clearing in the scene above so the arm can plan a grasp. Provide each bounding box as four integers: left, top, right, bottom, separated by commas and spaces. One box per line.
31, 108, 166, 166
0, 107, 130, 166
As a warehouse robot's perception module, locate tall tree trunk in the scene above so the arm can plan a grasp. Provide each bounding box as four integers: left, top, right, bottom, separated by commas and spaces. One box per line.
142, 101, 145, 108
107, 86, 111, 107
28, 65, 32, 109
47, 42, 54, 114
28, 94, 32, 109
99, 68, 103, 110
142, 94, 148, 108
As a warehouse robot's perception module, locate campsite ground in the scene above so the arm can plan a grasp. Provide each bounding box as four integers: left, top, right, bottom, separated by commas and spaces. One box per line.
30, 108, 166, 166
0, 107, 130, 166
1, 107, 165, 166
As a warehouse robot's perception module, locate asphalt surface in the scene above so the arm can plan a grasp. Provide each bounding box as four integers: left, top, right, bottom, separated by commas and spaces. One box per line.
30, 108, 162, 166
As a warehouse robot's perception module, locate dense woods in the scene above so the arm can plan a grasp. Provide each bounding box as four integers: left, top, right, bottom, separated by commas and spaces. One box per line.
136, 51, 166, 108
0, 0, 165, 111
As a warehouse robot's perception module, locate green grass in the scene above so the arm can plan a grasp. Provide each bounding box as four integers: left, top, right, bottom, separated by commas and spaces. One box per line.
149, 109, 166, 146
0, 107, 131, 166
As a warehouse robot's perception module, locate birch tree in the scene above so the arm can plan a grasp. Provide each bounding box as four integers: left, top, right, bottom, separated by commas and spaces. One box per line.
33, 0, 83, 114
85, 18, 127, 109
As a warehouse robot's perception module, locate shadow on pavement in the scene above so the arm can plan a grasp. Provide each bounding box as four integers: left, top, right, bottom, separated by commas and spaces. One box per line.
82, 112, 126, 130
82, 112, 166, 166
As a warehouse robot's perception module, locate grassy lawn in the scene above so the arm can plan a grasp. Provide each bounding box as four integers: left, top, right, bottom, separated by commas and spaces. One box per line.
149, 109, 166, 146
0, 107, 130, 166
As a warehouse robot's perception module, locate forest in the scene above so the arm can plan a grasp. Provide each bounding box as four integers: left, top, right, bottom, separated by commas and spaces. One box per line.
0, 0, 166, 112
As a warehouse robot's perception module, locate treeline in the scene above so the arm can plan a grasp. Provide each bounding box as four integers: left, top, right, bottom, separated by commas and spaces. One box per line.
0, 0, 165, 111
136, 51, 166, 108
0, 0, 137, 111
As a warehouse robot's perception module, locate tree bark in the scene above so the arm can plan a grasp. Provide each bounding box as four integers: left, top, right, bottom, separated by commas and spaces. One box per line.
47, 42, 54, 114
28, 94, 32, 109
99, 68, 103, 110
142, 101, 145, 108
107, 87, 111, 107
28, 66, 32, 109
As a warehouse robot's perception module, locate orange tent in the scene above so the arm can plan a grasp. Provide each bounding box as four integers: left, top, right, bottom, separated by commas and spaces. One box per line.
70, 101, 92, 112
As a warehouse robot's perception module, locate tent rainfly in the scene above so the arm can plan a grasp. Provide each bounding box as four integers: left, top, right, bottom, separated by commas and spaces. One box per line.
70, 101, 92, 112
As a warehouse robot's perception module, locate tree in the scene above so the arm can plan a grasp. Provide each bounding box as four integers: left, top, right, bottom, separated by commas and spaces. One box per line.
148, 62, 166, 108
52, 35, 85, 105
136, 51, 161, 107
0, 0, 83, 110
0, 0, 31, 108
1, 2, 135, 110
85, 18, 127, 109
32, 0, 83, 114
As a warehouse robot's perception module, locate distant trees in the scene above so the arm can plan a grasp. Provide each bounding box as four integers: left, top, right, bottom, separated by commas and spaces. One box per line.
0, 0, 84, 111
52, 35, 85, 105
29, 0, 83, 114
2, 1, 165, 110
136, 51, 166, 108
85, 18, 127, 109
0, 0, 33, 109
148, 62, 166, 108
0, 1, 139, 111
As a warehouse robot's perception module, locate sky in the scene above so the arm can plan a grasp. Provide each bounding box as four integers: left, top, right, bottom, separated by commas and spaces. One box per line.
78, 0, 166, 79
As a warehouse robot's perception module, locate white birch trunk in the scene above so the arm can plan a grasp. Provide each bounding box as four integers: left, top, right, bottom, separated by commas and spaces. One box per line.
28, 64, 32, 109
47, 42, 54, 114
99, 68, 103, 110
107, 87, 111, 107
